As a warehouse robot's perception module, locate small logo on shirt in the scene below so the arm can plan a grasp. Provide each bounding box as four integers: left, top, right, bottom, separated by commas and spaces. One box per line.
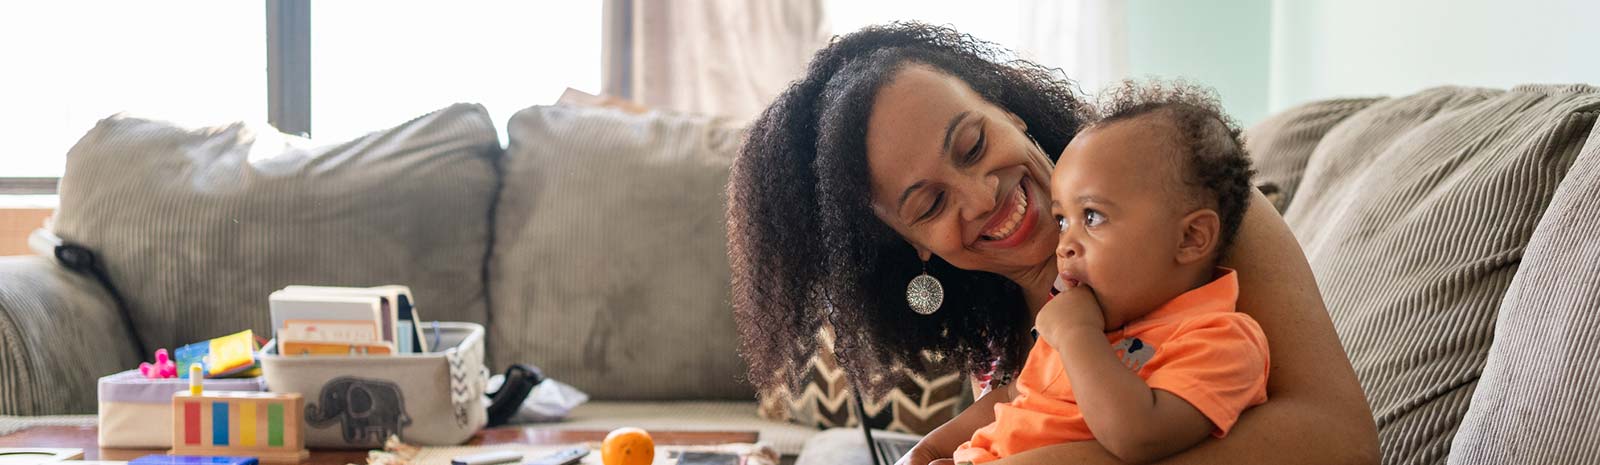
1112, 337, 1156, 372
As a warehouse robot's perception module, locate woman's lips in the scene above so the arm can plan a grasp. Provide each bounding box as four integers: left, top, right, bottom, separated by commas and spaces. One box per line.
978, 178, 1038, 249
979, 183, 1026, 240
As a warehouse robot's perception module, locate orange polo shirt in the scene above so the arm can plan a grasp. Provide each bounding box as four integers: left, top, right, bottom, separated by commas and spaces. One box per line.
953, 269, 1268, 463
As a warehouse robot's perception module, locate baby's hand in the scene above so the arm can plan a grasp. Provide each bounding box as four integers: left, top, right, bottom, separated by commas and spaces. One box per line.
1035, 281, 1106, 341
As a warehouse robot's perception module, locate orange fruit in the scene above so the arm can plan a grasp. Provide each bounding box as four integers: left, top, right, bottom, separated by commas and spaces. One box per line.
601, 426, 655, 465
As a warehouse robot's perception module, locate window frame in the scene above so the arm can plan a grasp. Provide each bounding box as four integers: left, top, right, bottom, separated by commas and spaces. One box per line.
267, 0, 312, 138
1, 0, 313, 195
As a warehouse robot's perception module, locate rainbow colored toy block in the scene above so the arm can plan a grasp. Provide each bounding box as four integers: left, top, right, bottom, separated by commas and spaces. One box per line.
170, 391, 309, 463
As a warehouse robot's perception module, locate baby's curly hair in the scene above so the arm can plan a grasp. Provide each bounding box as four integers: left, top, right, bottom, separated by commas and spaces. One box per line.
1088, 80, 1255, 256
727, 22, 1089, 397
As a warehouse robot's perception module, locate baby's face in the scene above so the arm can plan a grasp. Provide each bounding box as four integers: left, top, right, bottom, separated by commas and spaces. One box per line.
1050, 119, 1198, 329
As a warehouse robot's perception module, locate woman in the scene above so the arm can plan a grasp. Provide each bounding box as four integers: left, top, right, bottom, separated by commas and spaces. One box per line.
727, 23, 1377, 464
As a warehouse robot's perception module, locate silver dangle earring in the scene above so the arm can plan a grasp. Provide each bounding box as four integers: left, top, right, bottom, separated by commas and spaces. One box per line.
907, 261, 944, 315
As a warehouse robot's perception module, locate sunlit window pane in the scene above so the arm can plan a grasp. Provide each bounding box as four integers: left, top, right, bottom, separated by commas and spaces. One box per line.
0, 1, 266, 177
311, 0, 602, 142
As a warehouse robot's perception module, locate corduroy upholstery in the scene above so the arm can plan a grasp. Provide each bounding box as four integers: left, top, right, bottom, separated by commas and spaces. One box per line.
1447, 116, 1600, 465
1284, 85, 1600, 465
489, 105, 752, 400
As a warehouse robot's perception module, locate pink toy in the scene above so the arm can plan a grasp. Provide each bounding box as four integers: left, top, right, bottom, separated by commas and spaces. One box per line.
139, 348, 177, 379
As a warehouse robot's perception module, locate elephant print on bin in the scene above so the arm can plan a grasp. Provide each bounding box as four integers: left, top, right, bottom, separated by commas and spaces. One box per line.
305, 376, 413, 445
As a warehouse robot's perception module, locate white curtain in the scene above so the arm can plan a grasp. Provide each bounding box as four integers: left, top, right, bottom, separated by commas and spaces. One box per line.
603, 0, 1125, 118
1017, 0, 1129, 97
603, 0, 831, 122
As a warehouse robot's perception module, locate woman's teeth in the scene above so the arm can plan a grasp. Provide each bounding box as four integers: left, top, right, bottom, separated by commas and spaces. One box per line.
981, 186, 1029, 241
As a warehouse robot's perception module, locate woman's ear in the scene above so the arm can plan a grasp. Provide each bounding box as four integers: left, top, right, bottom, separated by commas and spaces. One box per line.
916, 247, 933, 263
1175, 209, 1221, 265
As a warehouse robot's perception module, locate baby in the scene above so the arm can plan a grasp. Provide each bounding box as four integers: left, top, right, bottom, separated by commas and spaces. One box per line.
949, 81, 1269, 464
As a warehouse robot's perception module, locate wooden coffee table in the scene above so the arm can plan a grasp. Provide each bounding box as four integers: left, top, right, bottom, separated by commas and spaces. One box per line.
0, 425, 758, 464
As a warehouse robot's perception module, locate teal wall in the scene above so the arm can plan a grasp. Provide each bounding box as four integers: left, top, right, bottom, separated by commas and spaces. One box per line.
1125, 0, 1600, 124
1126, 0, 1271, 126
1269, 0, 1600, 111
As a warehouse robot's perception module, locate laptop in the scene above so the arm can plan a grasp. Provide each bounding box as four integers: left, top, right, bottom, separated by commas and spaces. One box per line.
855, 387, 921, 465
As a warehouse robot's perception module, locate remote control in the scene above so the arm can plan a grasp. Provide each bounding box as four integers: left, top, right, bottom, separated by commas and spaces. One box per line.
451, 450, 522, 465
525, 446, 589, 465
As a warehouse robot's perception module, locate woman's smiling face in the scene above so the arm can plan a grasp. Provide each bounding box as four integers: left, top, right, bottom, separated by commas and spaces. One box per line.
866, 65, 1059, 282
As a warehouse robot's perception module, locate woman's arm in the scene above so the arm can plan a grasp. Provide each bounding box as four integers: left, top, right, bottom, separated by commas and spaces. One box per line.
986, 190, 1380, 465
897, 381, 1018, 465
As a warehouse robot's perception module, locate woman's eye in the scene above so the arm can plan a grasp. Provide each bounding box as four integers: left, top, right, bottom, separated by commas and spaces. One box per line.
963, 127, 986, 165
921, 192, 945, 221
1055, 215, 1067, 232
1084, 209, 1106, 227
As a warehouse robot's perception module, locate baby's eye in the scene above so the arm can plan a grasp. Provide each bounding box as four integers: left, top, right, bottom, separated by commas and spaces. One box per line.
1055, 215, 1067, 232
1084, 209, 1106, 227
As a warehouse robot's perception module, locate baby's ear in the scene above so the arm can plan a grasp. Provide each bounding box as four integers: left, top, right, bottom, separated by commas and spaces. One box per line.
1175, 209, 1220, 265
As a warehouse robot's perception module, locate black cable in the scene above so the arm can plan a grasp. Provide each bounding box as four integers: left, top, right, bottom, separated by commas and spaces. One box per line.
54, 243, 149, 358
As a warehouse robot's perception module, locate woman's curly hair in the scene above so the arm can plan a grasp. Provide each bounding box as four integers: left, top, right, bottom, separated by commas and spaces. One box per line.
727, 22, 1089, 396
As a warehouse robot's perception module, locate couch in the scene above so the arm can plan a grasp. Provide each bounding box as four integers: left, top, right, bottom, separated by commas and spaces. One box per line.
0, 103, 821, 456
5, 84, 1600, 464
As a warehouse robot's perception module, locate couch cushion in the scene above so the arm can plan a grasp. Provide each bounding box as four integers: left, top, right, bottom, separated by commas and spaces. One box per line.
1447, 119, 1600, 464
53, 104, 501, 351
491, 105, 749, 400
0, 257, 140, 415
1284, 85, 1600, 465
1244, 97, 1385, 212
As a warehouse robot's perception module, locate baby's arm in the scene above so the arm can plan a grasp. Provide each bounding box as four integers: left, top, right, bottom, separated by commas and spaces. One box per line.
897, 381, 1019, 465
1036, 285, 1212, 464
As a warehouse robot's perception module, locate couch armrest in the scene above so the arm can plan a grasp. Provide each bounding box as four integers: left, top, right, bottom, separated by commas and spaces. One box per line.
0, 255, 139, 415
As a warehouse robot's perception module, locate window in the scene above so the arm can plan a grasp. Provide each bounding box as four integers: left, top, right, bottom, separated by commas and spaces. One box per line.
0, 1, 266, 178
310, 1, 601, 142
1, 1, 601, 180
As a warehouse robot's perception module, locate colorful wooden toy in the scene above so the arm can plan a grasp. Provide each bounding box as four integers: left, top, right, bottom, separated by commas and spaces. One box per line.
170, 390, 309, 463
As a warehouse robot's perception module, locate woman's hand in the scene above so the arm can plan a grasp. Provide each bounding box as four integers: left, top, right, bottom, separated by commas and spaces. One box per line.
1034, 282, 1105, 342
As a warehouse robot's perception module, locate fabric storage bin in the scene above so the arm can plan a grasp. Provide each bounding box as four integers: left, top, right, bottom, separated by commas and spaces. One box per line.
97, 370, 265, 448
258, 322, 488, 449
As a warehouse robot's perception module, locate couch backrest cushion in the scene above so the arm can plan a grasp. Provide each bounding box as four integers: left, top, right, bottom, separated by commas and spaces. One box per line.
1245, 97, 1385, 212
1447, 121, 1600, 464
491, 105, 751, 400
54, 104, 501, 351
1284, 85, 1600, 465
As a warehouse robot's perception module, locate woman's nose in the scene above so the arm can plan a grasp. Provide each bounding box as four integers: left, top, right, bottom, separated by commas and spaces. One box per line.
957, 175, 1002, 222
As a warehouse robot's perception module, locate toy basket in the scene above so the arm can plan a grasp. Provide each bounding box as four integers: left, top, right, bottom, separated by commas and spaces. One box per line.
257, 322, 487, 448
97, 370, 265, 448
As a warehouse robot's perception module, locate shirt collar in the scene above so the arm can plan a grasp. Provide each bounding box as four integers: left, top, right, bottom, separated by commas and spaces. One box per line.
1124, 267, 1239, 329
